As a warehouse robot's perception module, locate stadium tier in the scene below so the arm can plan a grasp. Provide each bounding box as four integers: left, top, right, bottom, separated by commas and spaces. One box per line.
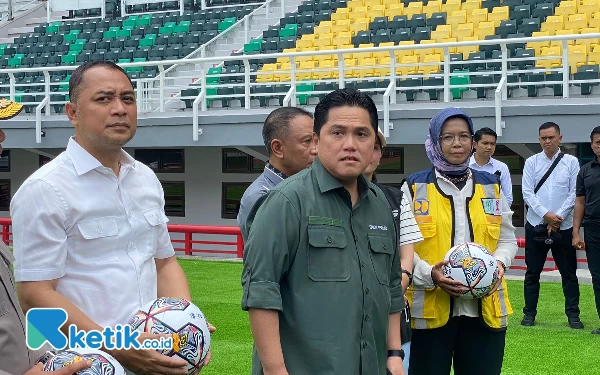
2, 0, 600, 112
193, 0, 600, 106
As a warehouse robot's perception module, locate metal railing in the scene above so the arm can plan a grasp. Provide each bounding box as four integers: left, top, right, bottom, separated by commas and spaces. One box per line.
3, 32, 600, 143
0, 218, 245, 258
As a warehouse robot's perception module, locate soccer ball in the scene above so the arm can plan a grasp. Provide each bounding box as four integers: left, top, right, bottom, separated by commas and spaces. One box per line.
442, 242, 499, 299
128, 297, 211, 374
43, 348, 125, 375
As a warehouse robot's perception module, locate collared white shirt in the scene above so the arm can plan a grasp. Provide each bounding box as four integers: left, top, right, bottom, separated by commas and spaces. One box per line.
522, 149, 580, 230
402, 170, 518, 318
469, 154, 513, 206
11, 137, 175, 328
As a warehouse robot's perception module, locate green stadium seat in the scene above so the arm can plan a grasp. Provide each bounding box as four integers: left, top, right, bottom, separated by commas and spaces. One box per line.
139, 38, 154, 47
175, 21, 191, 33
103, 30, 117, 39
123, 16, 138, 28
63, 33, 78, 42
61, 54, 76, 65
244, 40, 262, 54
279, 24, 298, 37
137, 14, 152, 27
117, 29, 131, 38
206, 67, 222, 85
450, 70, 470, 99
218, 18, 236, 33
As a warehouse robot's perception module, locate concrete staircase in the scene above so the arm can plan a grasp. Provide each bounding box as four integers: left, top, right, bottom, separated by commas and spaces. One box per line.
0, 0, 55, 43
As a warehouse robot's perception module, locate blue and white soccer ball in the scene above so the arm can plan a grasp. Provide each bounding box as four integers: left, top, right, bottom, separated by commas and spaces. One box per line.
128, 297, 211, 374
442, 242, 499, 299
43, 347, 125, 375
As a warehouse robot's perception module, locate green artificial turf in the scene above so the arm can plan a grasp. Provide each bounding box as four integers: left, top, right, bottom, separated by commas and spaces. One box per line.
180, 259, 599, 375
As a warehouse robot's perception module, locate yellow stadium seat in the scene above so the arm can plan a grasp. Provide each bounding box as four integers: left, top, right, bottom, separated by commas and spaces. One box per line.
385, 3, 404, 19
405, 2, 424, 18
542, 15, 564, 35
536, 46, 562, 70
431, 28, 451, 41
353, 43, 374, 60
357, 57, 377, 77
373, 42, 394, 60
551, 29, 576, 47
419, 54, 442, 75
275, 62, 291, 82
395, 40, 415, 60
588, 50, 600, 64
332, 11, 348, 22
590, 16, 600, 28
468, 8, 488, 24
314, 34, 333, 49
567, 13, 588, 32
579, 3, 600, 15
335, 32, 352, 47
528, 31, 551, 54
333, 19, 350, 34
348, 0, 365, 11
343, 58, 359, 78
578, 27, 600, 52
435, 24, 452, 37
296, 38, 313, 49
448, 10, 467, 27
315, 21, 333, 35
295, 54, 314, 64
297, 61, 315, 80
456, 36, 479, 59
368, 8, 385, 21
415, 39, 438, 61
423, 2, 441, 17
569, 44, 588, 70
442, 0, 462, 14
376, 55, 391, 77
442, 37, 459, 53
474, 21, 495, 39
256, 63, 276, 83
382, 0, 396, 5
364, 0, 381, 6
462, 0, 482, 13
454, 23, 474, 39
354, 6, 369, 19
488, 6, 509, 27
398, 55, 419, 76
318, 59, 338, 80
555, 1, 577, 17
350, 18, 370, 34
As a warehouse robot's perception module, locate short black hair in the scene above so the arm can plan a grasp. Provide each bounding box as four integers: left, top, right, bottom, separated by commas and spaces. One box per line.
262, 107, 313, 155
69, 60, 133, 103
474, 127, 497, 142
539, 122, 560, 134
313, 88, 378, 135
590, 126, 600, 141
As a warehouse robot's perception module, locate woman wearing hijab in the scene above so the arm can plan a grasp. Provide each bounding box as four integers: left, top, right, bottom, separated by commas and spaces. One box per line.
364, 128, 422, 374
400, 108, 518, 375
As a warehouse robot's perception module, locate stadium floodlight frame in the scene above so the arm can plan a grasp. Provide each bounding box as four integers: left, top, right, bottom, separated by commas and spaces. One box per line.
121, 0, 184, 17
47, 0, 105, 22
3, 32, 600, 143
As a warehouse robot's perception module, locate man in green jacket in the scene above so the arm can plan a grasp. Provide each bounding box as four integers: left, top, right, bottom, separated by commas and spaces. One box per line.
242, 89, 405, 375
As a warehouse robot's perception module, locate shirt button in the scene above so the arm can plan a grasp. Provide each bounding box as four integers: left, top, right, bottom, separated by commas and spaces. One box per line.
327, 237, 333, 243
361, 261, 365, 267
364, 315, 370, 321
362, 343, 368, 349
97, 227, 103, 234
365, 288, 370, 294
383, 245, 387, 250
354, 235, 358, 242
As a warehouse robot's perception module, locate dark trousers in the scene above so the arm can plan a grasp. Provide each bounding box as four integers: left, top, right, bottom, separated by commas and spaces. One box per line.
523, 222, 580, 318
583, 225, 600, 320
408, 317, 506, 375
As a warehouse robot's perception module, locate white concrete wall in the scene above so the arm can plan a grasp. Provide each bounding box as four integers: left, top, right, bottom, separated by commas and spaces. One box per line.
0, 145, 526, 228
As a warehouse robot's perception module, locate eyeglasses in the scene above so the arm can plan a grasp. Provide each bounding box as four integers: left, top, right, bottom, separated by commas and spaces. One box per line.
439, 133, 472, 145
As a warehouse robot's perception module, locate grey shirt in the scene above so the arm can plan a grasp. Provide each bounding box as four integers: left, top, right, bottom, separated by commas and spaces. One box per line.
237, 164, 285, 241
0, 242, 47, 375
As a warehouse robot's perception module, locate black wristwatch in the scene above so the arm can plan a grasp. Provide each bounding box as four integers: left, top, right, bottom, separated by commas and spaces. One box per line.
388, 349, 405, 360
402, 269, 413, 286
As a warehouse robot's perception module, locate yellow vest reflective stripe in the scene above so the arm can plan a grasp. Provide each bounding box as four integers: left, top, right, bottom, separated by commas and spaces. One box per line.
406, 169, 513, 330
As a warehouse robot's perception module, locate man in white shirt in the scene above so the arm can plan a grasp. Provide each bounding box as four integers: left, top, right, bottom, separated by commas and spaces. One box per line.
11, 61, 210, 374
469, 127, 513, 206
521, 122, 582, 329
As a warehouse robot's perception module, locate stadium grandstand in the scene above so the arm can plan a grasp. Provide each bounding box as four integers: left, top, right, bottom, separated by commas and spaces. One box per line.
0, 0, 597, 275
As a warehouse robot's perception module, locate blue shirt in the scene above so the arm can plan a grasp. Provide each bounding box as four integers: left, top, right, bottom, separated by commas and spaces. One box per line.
469, 154, 513, 206
522, 149, 580, 230
237, 164, 285, 241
